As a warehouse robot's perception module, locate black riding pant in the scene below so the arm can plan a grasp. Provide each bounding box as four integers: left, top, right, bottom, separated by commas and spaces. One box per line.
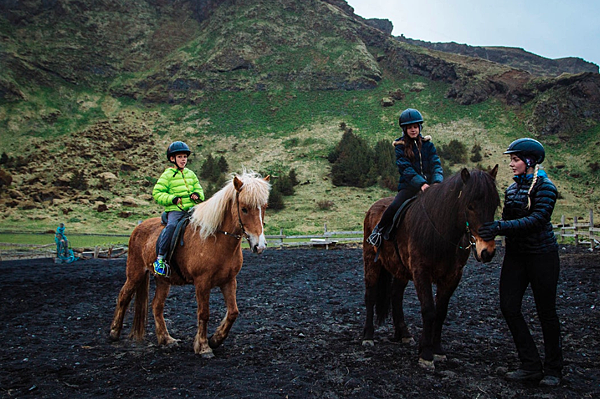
157, 210, 186, 256
499, 250, 563, 377
378, 187, 419, 230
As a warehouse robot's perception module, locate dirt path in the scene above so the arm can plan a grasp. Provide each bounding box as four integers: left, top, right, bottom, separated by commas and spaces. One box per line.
1, 246, 598, 398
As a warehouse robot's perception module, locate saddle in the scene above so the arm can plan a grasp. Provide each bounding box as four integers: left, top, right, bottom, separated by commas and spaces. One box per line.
155, 210, 194, 280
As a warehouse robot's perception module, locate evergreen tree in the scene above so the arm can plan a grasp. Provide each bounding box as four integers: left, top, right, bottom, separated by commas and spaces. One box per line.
268, 185, 285, 210
373, 139, 397, 190
217, 156, 229, 173
330, 129, 375, 187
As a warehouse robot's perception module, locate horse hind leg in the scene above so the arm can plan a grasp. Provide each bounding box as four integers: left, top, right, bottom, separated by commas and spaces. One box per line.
209, 279, 239, 350
152, 278, 178, 346
361, 283, 377, 347
361, 249, 386, 347
109, 269, 149, 342
390, 277, 415, 345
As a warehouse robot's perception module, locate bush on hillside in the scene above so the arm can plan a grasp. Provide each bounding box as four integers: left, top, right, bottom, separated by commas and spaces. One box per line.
438, 139, 467, 165
329, 128, 375, 188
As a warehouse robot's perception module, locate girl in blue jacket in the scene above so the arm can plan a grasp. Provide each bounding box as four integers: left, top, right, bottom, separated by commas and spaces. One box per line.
152, 141, 204, 277
367, 108, 443, 247
478, 138, 562, 387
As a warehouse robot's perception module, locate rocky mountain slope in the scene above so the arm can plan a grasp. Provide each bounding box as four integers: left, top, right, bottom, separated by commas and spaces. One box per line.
398, 36, 599, 77
1, 0, 599, 234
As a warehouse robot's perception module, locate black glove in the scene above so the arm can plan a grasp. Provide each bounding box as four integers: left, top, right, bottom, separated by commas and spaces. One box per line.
190, 193, 202, 203
172, 197, 182, 205
478, 221, 500, 241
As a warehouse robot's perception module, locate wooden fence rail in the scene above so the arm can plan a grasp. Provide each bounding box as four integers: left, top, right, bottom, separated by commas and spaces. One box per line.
1, 210, 598, 258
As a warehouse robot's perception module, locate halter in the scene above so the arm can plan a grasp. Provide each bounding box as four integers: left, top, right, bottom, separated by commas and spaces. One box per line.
216, 191, 248, 241
419, 196, 475, 251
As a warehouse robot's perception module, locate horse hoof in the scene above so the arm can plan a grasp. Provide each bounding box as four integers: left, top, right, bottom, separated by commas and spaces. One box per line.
402, 337, 416, 345
434, 354, 447, 362
201, 350, 215, 359
362, 340, 375, 347
418, 358, 435, 371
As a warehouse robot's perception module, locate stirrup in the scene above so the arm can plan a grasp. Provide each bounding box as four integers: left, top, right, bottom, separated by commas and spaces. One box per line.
153, 259, 171, 278
367, 231, 383, 248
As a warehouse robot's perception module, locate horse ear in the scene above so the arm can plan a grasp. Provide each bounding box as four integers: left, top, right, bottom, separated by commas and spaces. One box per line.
461, 168, 470, 183
264, 175, 271, 182
233, 176, 244, 192
489, 164, 499, 179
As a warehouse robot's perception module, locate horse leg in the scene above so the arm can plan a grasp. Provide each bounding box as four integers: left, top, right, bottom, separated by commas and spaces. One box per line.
362, 283, 377, 346
109, 277, 138, 341
432, 277, 461, 362
209, 278, 239, 349
361, 248, 381, 346
152, 278, 178, 346
109, 266, 149, 342
390, 277, 414, 344
413, 273, 436, 370
193, 283, 214, 358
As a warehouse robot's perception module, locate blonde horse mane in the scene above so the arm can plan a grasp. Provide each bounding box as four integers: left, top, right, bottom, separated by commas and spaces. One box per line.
190, 170, 271, 240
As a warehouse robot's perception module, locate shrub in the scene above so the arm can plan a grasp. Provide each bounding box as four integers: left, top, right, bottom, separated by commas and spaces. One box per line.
470, 144, 482, 163
438, 139, 467, 165
268, 186, 285, 210
329, 129, 375, 188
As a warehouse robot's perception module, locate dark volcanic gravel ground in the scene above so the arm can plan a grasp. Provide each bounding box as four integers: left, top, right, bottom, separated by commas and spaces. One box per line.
0, 245, 598, 398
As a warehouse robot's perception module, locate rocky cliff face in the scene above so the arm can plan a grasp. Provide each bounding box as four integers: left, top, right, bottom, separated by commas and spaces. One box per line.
1, 0, 599, 137
398, 37, 599, 76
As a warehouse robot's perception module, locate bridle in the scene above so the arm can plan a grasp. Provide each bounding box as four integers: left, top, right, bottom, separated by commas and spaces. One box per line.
216, 191, 248, 242
419, 196, 476, 252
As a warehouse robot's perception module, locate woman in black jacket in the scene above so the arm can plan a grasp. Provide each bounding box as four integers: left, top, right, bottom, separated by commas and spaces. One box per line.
479, 138, 563, 387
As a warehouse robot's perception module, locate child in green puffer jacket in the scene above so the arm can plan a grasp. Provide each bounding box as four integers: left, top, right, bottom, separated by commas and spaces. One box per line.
152, 141, 204, 277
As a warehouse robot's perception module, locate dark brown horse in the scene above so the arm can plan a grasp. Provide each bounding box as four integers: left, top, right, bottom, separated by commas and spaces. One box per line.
362, 166, 500, 370
109, 170, 271, 357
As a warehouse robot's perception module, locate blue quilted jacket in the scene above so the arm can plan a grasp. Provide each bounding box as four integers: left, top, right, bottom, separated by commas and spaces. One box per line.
394, 135, 444, 191
498, 170, 558, 253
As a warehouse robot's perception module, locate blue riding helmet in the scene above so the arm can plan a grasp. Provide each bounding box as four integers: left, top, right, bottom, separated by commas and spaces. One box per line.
504, 138, 545, 164
399, 108, 424, 127
166, 141, 191, 162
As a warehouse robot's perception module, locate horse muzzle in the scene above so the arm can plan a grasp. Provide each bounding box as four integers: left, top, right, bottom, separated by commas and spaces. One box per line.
474, 239, 496, 263
248, 234, 267, 254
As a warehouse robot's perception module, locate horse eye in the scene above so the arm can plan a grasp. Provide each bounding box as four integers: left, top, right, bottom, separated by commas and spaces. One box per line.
467, 204, 475, 211
241, 208, 248, 214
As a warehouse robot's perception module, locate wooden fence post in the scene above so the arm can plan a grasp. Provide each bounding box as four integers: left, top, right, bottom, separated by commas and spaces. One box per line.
590, 209, 595, 251
560, 215, 566, 243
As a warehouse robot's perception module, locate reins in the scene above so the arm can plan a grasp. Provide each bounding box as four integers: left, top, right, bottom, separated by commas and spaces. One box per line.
418, 192, 475, 251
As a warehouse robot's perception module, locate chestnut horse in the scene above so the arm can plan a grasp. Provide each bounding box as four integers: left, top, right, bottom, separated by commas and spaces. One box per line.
109, 170, 271, 358
362, 166, 499, 370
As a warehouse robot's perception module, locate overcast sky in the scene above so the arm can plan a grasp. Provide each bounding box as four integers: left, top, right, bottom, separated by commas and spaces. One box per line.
347, 0, 600, 67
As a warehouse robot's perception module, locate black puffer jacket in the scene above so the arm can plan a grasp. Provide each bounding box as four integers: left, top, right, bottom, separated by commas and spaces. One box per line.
498, 170, 558, 253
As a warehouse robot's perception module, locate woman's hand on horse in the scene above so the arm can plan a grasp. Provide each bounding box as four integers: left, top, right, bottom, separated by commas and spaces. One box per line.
190, 193, 202, 203
172, 197, 182, 205
478, 221, 500, 241
421, 184, 430, 192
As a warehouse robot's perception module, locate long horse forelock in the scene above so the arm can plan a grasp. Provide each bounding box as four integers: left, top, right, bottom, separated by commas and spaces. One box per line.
190, 171, 270, 239
236, 170, 271, 208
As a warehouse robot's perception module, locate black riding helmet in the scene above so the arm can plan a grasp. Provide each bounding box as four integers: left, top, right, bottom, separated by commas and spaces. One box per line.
399, 108, 424, 134
166, 141, 191, 163
504, 138, 545, 165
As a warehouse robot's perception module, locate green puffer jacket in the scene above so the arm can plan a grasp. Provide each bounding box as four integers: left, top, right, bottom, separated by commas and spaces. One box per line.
152, 167, 204, 212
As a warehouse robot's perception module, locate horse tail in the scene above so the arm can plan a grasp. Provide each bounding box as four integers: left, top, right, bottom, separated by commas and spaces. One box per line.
375, 267, 393, 326
130, 271, 150, 341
